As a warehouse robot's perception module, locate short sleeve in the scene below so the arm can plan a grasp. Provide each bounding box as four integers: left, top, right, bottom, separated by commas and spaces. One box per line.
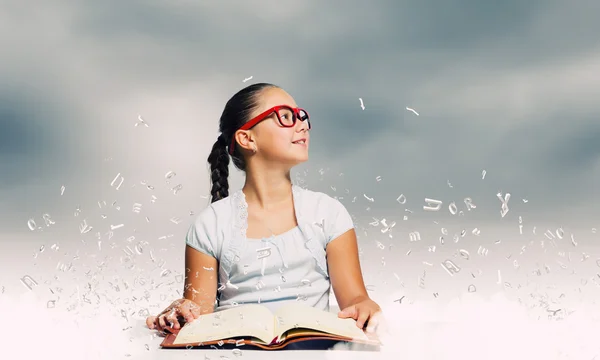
185, 205, 219, 258
324, 196, 354, 244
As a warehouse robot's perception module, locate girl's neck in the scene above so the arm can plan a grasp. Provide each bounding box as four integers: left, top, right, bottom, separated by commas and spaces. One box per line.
243, 171, 293, 210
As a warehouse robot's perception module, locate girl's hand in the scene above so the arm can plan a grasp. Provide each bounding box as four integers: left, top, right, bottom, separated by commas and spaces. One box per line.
146, 299, 202, 333
338, 297, 383, 333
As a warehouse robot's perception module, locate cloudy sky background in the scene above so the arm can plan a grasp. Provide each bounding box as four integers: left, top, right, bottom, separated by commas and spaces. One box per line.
2, 1, 600, 357
2, 0, 600, 338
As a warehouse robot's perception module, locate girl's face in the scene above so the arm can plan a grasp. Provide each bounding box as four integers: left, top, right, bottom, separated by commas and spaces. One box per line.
245, 87, 310, 166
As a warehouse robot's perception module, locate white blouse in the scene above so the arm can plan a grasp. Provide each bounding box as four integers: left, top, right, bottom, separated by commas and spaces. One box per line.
185, 184, 354, 313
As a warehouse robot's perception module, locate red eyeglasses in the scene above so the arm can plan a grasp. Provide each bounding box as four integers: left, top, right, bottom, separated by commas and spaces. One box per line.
228, 105, 311, 154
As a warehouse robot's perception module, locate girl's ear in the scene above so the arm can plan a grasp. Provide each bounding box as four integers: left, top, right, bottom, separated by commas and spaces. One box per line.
234, 130, 255, 152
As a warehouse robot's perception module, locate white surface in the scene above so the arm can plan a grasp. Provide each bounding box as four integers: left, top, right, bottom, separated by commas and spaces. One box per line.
145, 337, 383, 360
149, 349, 380, 360
8, 290, 600, 359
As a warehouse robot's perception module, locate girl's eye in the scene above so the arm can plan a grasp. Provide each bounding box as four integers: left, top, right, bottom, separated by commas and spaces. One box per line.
278, 109, 295, 125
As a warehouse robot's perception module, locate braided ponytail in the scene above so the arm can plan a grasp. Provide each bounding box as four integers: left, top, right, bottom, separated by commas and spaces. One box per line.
207, 135, 230, 203
208, 83, 279, 203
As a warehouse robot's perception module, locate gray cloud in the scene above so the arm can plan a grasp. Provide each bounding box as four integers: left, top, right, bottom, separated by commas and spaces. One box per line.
542, 115, 600, 170
1, 0, 599, 238
0, 82, 89, 189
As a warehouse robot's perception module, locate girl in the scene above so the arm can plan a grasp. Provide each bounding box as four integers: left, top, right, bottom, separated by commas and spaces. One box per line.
146, 83, 382, 339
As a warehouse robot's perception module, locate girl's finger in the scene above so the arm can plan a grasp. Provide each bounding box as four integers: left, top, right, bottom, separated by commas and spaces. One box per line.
158, 314, 168, 330
188, 302, 202, 319
179, 306, 195, 325
146, 316, 157, 329
355, 308, 370, 329
191, 305, 201, 319
365, 316, 379, 333
165, 310, 180, 330
338, 305, 357, 320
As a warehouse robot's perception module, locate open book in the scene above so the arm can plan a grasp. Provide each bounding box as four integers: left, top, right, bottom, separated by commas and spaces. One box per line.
160, 302, 381, 350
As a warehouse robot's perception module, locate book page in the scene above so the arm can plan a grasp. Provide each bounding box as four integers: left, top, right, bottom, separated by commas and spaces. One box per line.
273, 302, 369, 341
173, 304, 275, 345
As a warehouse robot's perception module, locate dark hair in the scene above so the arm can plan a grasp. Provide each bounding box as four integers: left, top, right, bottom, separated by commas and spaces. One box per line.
207, 82, 278, 203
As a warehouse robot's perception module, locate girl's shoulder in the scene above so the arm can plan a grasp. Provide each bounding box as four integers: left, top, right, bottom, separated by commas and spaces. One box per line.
186, 191, 243, 256
293, 186, 348, 216
192, 190, 242, 228
294, 186, 354, 244
294, 185, 342, 203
